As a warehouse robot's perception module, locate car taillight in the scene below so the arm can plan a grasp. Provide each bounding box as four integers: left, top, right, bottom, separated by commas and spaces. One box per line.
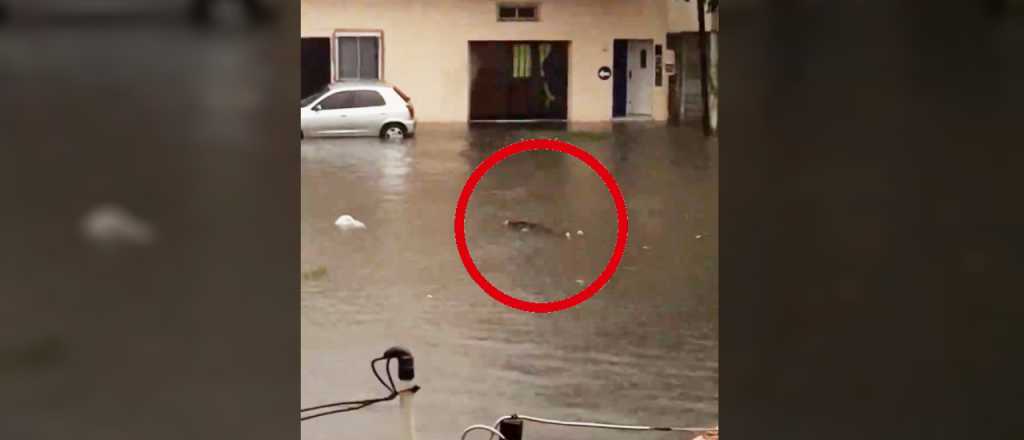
407, 104, 415, 119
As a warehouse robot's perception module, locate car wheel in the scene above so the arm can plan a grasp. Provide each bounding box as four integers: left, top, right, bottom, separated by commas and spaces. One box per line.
380, 123, 407, 139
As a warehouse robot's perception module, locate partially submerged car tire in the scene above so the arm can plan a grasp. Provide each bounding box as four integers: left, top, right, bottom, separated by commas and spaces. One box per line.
380, 123, 408, 139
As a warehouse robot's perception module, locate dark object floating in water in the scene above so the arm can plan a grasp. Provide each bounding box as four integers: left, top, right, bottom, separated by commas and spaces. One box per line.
503, 219, 553, 234
503, 219, 577, 239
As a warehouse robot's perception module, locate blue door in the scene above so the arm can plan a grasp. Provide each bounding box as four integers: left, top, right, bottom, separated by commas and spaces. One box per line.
612, 40, 628, 117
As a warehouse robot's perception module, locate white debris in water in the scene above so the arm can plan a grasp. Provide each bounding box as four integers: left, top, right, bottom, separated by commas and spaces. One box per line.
642, 245, 651, 250
695, 234, 703, 239
80, 203, 156, 246
426, 294, 434, 299
576, 230, 584, 236
520, 227, 529, 232
575, 279, 585, 285
565, 232, 572, 239
334, 215, 366, 230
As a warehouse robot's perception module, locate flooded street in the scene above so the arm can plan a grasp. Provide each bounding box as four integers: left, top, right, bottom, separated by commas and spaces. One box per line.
301, 123, 718, 440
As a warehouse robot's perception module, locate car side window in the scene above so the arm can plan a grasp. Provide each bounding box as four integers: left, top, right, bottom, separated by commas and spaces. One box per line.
353, 90, 386, 108
317, 91, 356, 110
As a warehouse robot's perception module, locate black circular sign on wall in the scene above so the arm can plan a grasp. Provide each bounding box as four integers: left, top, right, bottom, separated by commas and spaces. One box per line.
598, 66, 612, 80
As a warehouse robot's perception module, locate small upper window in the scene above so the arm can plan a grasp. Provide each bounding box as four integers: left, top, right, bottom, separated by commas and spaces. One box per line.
498, 4, 539, 21
640, 49, 648, 68
499, 6, 517, 19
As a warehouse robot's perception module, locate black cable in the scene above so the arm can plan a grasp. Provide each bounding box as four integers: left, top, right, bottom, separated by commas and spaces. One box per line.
371, 356, 395, 393
300, 394, 398, 421
300, 355, 404, 421
300, 393, 396, 413
301, 403, 372, 421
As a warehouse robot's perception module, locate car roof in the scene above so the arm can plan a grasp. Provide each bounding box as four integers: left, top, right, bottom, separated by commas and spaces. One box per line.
327, 80, 393, 91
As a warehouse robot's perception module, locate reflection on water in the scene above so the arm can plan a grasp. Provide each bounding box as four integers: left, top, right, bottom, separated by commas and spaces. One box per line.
301, 123, 717, 440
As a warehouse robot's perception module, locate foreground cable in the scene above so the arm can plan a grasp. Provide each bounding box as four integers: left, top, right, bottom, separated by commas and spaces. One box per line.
467, 414, 718, 440
495, 414, 715, 432
300, 394, 397, 421
461, 425, 507, 440
300, 348, 417, 422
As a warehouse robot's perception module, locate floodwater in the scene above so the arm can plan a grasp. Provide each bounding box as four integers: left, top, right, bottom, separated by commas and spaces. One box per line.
301, 123, 718, 440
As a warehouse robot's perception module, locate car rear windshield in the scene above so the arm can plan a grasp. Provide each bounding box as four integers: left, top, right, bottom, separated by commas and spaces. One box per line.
301, 88, 329, 108
392, 86, 411, 102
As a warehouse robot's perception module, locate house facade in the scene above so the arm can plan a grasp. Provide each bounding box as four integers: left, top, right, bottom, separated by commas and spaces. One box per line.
301, 0, 718, 123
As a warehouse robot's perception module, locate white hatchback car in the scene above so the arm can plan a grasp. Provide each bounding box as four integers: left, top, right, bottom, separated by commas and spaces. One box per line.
300, 81, 416, 139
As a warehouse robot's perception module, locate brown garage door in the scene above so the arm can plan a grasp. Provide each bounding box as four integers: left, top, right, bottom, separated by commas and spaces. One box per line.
469, 41, 568, 120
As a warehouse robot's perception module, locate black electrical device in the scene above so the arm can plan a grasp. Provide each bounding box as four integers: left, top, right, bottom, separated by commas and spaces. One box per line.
499, 418, 524, 440
383, 346, 415, 381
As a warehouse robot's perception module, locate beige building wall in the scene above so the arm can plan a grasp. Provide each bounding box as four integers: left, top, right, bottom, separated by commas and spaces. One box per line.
301, 0, 677, 122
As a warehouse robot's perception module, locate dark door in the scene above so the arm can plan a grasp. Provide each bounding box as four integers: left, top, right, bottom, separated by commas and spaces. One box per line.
469, 41, 568, 120
301, 38, 331, 99
612, 39, 628, 117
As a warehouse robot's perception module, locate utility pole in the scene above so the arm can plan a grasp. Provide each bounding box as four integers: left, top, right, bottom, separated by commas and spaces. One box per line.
696, 0, 712, 136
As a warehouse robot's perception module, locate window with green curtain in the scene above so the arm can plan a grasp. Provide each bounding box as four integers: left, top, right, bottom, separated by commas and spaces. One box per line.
512, 44, 531, 78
